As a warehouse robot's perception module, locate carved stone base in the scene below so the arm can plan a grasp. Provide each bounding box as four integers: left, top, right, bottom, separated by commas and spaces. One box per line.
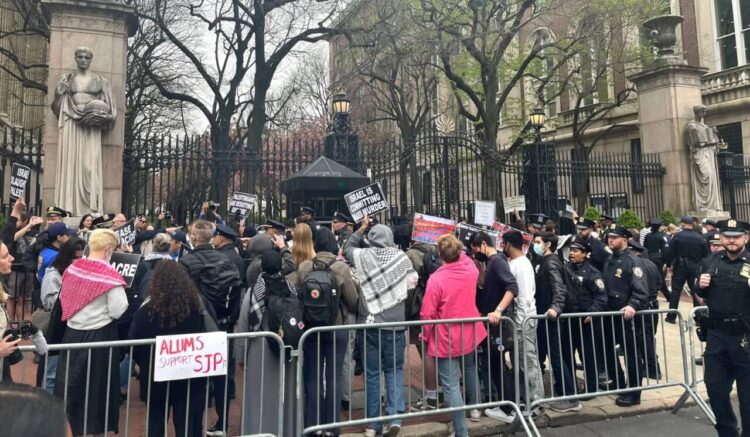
688, 210, 731, 222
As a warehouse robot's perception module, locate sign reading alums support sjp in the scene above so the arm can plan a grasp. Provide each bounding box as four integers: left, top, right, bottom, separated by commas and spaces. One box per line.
411, 213, 457, 245
229, 191, 257, 217
344, 183, 389, 223
112, 219, 137, 246
154, 331, 228, 382
10, 163, 30, 200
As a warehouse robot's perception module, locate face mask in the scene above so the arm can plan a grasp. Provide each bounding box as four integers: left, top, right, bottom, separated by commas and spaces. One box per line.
474, 251, 488, 263
533, 243, 546, 257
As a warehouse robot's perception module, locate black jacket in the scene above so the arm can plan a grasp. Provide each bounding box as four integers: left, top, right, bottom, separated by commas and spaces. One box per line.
217, 243, 246, 288
644, 231, 668, 265
584, 235, 609, 272
638, 256, 662, 301
179, 244, 241, 321
665, 229, 709, 270
535, 254, 569, 315
570, 260, 608, 312
602, 249, 650, 311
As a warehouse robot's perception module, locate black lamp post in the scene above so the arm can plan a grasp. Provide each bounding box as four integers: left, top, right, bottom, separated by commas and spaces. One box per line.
522, 106, 557, 223
325, 90, 359, 172
528, 107, 546, 143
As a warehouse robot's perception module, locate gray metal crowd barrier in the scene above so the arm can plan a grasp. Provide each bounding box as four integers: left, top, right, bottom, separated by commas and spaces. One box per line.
3, 331, 285, 437
296, 317, 532, 436
521, 308, 714, 436
672, 306, 715, 423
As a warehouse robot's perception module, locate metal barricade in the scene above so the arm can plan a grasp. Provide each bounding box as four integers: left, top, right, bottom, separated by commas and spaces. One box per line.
3, 331, 285, 437
295, 317, 532, 436
672, 306, 714, 423
522, 309, 714, 437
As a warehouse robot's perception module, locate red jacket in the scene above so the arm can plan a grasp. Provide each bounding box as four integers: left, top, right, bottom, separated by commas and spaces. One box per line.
420, 252, 487, 358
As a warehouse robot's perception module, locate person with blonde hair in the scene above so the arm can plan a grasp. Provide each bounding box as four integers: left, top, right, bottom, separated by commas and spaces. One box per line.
56, 228, 129, 436
292, 223, 316, 266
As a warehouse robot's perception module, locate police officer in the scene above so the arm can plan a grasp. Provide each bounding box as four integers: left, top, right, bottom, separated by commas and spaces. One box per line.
665, 216, 709, 323
696, 219, 750, 437
629, 239, 662, 380
575, 217, 609, 272
601, 224, 649, 406
332, 211, 353, 250
643, 218, 670, 300
568, 238, 608, 393
598, 214, 615, 238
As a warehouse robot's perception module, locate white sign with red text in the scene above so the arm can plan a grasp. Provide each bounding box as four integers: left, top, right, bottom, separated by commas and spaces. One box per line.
153, 331, 227, 382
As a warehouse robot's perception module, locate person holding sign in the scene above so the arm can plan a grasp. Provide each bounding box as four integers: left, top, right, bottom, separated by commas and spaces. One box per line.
128, 261, 209, 437
37, 223, 76, 284
55, 229, 129, 436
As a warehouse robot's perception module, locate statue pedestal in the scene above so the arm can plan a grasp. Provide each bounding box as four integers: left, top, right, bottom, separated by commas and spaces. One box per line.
41, 0, 136, 213
629, 63, 708, 216
688, 210, 731, 222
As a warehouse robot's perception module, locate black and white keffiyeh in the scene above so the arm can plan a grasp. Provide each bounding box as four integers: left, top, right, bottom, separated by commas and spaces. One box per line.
353, 247, 416, 320
247, 273, 296, 332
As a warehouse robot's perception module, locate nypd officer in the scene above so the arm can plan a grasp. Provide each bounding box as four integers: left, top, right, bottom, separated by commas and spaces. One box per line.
629, 239, 663, 380
601, 224, 650, 406
665, 216, 709, 323
643, 218, 670, 300
697, 219, 750, 437
575, 217, 609, 271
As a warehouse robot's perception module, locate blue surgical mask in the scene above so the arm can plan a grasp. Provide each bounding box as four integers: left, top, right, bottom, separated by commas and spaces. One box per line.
533, 243, 546, 256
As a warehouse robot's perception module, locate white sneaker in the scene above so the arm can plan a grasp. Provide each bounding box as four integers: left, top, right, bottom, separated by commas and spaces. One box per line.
485, 407, 516, 424
364, 429, 377, 437
469, 408, 482, 422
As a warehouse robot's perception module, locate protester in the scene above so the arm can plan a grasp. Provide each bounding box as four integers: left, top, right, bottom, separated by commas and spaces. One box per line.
168, 229, 189, 260
0, 241, 17, 380
131, 233, 173, 300
236, 250, 298, 436
113, 213, 127, 228
244, 232, 295, 289
533, 231, 581, 413
343, 215, 418, 437
664, 216, 708, 323
78, 213, 93, 236
469, 231, 518, 420
179, 219, 241, 436
6, 206, 41, 320
56, 229, 128, 436
292, 223, 316, 266
420, 234, 485, 435
501, 230, 544, 417
0, 382, 71, 437
291, 233, 359, 436
37, 222, 75, 284
129, 261, 209, 437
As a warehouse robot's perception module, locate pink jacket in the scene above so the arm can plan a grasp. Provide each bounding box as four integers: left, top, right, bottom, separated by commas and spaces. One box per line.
420, 252, 487, 358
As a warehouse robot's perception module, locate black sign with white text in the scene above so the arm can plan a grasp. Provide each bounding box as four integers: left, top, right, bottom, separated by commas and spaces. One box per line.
10, 163, 30, 200
113, 219, 137, 246
344, 183, 389, 223
229, 192, 257, 217
111, 252, 142, 287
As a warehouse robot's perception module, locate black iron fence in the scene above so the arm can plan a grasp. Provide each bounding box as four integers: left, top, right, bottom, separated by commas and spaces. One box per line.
0, 126, 44, 217
719, 151, 750, 219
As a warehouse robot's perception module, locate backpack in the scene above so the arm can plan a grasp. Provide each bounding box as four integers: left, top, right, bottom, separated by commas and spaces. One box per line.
300, 259, 338, 328
260, 277, 305, 354
423, 251, 444, 277
405, 246, 438, 320
191, 251, 242, 320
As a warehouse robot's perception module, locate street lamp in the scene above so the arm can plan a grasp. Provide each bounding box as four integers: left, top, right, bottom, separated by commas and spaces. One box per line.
325, 90, 359, 172
528, 107, 546, 143
329, 91, 352, 134
332, 91, 351, 115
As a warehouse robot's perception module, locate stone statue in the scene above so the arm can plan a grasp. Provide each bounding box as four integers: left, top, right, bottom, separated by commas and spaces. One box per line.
51, 47, 116, 216
685, 105, 725, 212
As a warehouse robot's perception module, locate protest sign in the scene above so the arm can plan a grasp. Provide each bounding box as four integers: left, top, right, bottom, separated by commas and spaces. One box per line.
456, 223, 498, 248
492, 222, 533, 255
154, 331, 228, 382
113, 219, 137, 246
10, 163, 30, 200
474, 201, 496, 226
111, 252, 142, 287
503, 195, 526, 215
344, 182, 389, 222
411, 213, 457, 245
229, 191, 257, 217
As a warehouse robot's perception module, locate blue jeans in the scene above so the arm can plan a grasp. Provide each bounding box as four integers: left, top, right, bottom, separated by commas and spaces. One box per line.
363, 329, 405, 433
44, 354, 59, 394
438, 353, 478, 437
303, 330, 348, 435
120, 353, 132, 391
546, 319, 576, 396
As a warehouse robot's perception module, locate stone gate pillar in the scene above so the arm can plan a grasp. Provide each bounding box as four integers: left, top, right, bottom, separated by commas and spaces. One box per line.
41, 0, 136, 214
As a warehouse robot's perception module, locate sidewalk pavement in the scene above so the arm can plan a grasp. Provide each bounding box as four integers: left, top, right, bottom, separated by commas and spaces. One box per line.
341, 298, 711, 436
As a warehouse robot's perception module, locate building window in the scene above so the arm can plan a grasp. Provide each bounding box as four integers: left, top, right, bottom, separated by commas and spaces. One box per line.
717, 122, 743, 154
714, 0, 749, 69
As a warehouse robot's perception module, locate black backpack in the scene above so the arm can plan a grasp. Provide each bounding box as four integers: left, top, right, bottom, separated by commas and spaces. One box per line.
191, 251, 242, 319
300, 259, 338, 328
260, 277, 305, 354
423, 251, 444, 277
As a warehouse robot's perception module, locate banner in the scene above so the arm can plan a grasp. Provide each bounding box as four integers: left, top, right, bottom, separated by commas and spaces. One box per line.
113, 219, 137, 246
503, 195, 526, 215
474, 201, 496, 226
229, 191, 257, 217
411, 213, 457, 245
344, 182, 389, 222
10, 163, 30, 200
111, 252, 142, 287
492, 222, 533, 255
154, 331, 228, 382
456, 223, 498, 248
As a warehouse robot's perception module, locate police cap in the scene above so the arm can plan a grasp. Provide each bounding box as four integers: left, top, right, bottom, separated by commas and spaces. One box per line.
46, 206, 69, 218
607, 224, 631, 239
300, 207, 315, 216
705, 231, 722, 246
576, 217, 596, 229
528, 213, 548, 229
717, 219, 750, 237
648, 218, 663, 226
628, 239, 645, 252
266, 219, 288, 231
702, 218, 717, 227
92, 214, 115, 229
214, 224, 238, 239
600, 214, 614, 221
569, 238, 591, 252
332, 211, 351, 223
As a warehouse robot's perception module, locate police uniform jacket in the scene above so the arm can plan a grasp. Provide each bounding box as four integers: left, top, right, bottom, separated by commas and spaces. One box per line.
644, 231, 668, 265
217, 243, 247, 289
665, 229, 709, 269
584, 235, 609, 272
639, 256, 662, 302
602, 248, 650, 310
335, 227, 352, 249
696, 250, 750, 323
570, 260, 608, 312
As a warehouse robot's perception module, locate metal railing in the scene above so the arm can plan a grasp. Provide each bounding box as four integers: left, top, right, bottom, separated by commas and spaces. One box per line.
3, 331, 285, 437
672, 306, 714, 423
295, 317, 532, 436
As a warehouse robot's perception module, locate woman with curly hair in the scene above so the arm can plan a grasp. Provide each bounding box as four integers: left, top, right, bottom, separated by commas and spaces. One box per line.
128, 261, 210, 437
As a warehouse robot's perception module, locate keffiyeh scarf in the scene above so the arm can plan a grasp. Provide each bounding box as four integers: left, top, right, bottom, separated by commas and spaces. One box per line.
353, 247, 415, 320
59, 258, 126, 321
247, 273, 297, 332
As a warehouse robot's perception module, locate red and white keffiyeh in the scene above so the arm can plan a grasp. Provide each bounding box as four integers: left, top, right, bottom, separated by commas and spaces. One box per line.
59, 258, 126, 321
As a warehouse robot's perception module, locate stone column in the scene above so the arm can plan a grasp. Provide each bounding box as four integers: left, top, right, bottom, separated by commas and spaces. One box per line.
629, 63, 707, 216
41, 0, 135, 214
